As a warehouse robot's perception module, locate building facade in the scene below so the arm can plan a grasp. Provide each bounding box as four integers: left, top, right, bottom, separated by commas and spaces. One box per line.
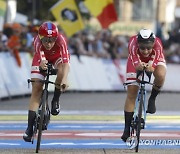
110, 0, 179, 36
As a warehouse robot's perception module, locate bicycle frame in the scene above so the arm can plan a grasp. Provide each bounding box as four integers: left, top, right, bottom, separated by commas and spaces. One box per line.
124, 70, 153, 152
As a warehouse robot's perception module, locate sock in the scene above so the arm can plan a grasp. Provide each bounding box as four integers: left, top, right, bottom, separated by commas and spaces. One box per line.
53, 87, 61, 101
124, 111, 134, 131
27, 110, 36, 131
150, 88, 160, 99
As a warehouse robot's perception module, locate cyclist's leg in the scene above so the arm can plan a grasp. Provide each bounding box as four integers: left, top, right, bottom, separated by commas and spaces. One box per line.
51, 60, 69, 115
147, 64, 166, 114
121, 85, 139, 142
23, 55, 44, 142
23, 78, 43, 142
121, 58, 139, 142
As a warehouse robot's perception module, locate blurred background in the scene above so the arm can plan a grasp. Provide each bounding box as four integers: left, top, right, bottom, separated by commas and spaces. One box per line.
0, 0, 180, 99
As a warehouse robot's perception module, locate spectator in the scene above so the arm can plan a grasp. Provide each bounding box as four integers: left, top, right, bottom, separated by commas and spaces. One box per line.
94, 31, 110, 59
20, 24, 34, 56
0, 31, 8, 51
7, 23, 22, 67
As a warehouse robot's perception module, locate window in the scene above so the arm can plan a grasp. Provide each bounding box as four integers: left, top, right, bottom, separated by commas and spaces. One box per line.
132, 0, 155, 21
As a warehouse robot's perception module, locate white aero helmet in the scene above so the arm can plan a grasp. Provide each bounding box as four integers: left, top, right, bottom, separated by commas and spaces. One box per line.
137, 29, 155, 43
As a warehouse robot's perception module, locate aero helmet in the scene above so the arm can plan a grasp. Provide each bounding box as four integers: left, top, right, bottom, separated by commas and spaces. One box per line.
137, 29, 155, 43
38, 22, 58, 40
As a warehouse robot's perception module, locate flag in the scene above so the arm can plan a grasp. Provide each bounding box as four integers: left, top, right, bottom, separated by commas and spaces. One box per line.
0, 0, 6, 17
6, 0, 17, 23
50, 0, 84, 37
0, 0, 6, 31
84, 0, 118, 29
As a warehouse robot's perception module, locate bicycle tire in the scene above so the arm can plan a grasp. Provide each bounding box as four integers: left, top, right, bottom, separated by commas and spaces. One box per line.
135, 90, 144, 152
36, 89, 47, 153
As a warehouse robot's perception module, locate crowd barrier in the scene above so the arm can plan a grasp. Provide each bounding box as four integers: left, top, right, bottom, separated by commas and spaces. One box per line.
0, 52, 180, 98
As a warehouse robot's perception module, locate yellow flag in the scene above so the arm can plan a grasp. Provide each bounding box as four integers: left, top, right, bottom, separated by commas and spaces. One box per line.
84, 0, 117, 29
0, 0, 6, 16
84, 0, 113, 17
50, 0, 84, 37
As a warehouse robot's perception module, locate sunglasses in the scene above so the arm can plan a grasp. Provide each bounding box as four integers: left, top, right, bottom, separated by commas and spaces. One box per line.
41, 37, 57, 43
139, 45, 153, 50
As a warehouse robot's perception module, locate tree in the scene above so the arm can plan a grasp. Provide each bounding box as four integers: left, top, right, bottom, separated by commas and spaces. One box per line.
17, 0, 58, 22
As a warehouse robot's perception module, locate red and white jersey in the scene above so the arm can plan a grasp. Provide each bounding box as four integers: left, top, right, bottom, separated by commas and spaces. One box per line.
31, 33, 70, 79
126, 35, 166, 83
33, 33, 70, 65
128, 35, 165, 68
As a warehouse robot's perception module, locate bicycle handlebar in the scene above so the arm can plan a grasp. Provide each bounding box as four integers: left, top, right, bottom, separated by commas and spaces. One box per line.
123, 80, 154, 86
123, 69, 154, 87
27, 63, 59, 88
136, 70, 152, 81
27, 79, 60, 87
39, 63, 58, 75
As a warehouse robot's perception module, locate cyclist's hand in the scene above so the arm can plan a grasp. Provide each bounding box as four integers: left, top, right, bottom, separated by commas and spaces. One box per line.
40, 60, 48, 70
60, 84, 69, 92
136, 62, 147, 71
145, 64, 154, 72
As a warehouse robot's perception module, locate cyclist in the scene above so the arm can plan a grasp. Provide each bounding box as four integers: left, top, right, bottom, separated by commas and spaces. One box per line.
23, 21, 70, 142
121, 29, 166, 142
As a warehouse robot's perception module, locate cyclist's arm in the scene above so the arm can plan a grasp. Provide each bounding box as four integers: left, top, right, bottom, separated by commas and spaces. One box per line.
128, 36, 141, 68
150, 38, 165, 68
60, 63, 70, 92
57, 34, 70, 63
58, 34, 70, 91
33, 36, 48, 70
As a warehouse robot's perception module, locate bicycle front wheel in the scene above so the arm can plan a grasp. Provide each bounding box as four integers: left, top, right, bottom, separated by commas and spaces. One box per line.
135, 91, 144, 152
36, 90, 47, 153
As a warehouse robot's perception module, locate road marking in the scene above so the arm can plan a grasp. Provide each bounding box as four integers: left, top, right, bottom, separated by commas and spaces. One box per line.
0, 143, 20, 146
0, 122, 180, 149
0, 132, 180, 138
1, 115, 180, 122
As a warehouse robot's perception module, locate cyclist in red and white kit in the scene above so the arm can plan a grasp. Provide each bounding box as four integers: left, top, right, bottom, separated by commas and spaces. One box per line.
121, 29, 166, 142
23, 21, 70, 142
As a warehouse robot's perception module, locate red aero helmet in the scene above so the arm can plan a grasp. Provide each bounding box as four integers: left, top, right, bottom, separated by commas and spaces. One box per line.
38, 22, 58, 39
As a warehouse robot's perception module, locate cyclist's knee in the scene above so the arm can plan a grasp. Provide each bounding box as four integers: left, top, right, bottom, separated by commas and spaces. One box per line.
153, 84, 162, 91
127, 85, 138, 97
32, 80, 43, 91
126, 96, 136, 104
154, 66, 166, 82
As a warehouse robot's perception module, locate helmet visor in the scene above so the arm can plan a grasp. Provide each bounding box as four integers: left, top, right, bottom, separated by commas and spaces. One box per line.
139, 43, 153, 50
41, 37, 57, 43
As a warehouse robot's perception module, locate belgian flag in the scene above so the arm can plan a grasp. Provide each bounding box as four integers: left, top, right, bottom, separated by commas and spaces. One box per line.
84, 0, 118, 29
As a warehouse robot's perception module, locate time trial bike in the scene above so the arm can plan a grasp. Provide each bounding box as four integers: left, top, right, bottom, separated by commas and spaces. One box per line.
124, 69, 153, 152
28, 63, 59, 153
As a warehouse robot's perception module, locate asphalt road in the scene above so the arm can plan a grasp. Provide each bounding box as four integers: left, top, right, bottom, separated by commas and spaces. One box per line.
0, 92, 180, 154
0, 92, 179, 114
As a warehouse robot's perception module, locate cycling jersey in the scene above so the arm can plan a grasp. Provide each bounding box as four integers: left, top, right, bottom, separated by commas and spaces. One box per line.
31, 33, 70, 79
126, 35, 166, 82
